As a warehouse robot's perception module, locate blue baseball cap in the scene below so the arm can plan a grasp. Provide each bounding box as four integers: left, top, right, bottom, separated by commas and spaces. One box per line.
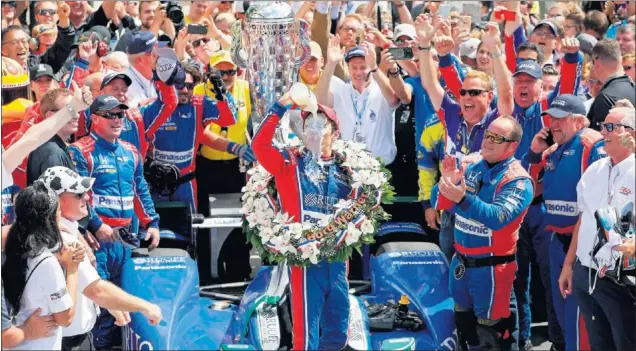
532, 20, 558, 37
90, 95, 129, 115
344, 46, 366, 63
541, 94, 586, 118
513, 60, 543, 79
126, 31, 167, 55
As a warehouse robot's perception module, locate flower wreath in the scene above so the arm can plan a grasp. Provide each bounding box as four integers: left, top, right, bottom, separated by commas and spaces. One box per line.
241, 139, 395, 266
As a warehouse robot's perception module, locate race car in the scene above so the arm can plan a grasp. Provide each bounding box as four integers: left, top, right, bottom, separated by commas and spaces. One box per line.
120, 221, 458, 350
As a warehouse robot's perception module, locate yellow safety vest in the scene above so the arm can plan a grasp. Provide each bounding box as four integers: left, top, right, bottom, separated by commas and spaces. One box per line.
194, 79, 251, 160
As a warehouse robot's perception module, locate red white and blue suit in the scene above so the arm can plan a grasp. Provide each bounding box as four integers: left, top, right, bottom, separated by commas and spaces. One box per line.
69, 132, 159, 349
252, 102, 351, 351
148, 95, 237, 212
432, 156, 533, 349
525, 128, 606, 351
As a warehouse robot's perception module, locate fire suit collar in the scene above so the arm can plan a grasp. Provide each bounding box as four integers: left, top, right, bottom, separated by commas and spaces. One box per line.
514, 102, 540, 121
90, 132, 119, 151
482, 156, 516, 184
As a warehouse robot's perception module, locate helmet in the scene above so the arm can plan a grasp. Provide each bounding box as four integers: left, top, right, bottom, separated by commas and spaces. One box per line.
1, 56, 31, 107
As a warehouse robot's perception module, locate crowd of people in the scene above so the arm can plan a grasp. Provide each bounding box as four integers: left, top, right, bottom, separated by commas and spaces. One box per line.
1, 1, 635, 350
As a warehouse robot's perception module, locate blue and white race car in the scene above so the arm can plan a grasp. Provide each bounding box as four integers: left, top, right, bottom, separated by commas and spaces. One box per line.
120, 222, 457, 350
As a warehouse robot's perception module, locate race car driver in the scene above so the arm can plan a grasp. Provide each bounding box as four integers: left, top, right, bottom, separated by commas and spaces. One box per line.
252, 92, 350, 351
147, 62, 242, 213
525, 94, 606, 351
69, 95, 161, 350
431, 116, 534, 350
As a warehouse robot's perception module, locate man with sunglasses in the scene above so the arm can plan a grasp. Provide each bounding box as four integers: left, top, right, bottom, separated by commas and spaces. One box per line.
69, 94, 161, 350
431, 115, 534, 350
525, 94, 607, 351
33, 1, 58, 26
558, 103, 635, 351
148, 62, 238, 214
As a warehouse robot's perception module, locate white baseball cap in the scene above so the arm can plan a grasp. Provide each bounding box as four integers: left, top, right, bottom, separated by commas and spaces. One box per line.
459, 38, 481, 60
393, 24, 417, 41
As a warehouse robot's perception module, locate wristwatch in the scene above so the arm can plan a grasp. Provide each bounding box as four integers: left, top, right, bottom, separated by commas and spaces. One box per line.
418, 45, 431, 51
490, 51, 503, 58
387, 69, 400, 77
65, 103, 77, 116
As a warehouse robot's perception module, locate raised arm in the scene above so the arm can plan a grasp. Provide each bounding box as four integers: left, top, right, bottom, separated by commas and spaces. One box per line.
383, 49, 413, 105
482, 23, 514, 116
415, 14, 445, 111
394, 1, 414, 25
365, 43, 399, 107
252, 99, 292, 177
547, 38, 584, 103
315, 35, 343, 108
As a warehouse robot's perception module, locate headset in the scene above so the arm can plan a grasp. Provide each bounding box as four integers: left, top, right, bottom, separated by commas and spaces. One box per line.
29, 25, 56, 52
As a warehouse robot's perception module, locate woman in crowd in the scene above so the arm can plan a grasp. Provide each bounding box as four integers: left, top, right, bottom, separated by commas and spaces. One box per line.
2, 182, 84, 350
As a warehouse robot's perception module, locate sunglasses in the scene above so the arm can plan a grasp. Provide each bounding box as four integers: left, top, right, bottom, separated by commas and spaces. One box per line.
624, 65, 634, 71
38, 9, 57, 16
3, 1, 16, 7
71, 192, 86, 200
192, 37, 211, 48
484, 130, 518, 144
600, 122, 634, 132
460, 89, 488, 97
96, 111, 125, 119
220, 69, 237, 76
176, 82, 195, 90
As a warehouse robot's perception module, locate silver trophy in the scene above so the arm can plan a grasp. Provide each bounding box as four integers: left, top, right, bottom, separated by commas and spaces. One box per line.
231, 1, 310, 136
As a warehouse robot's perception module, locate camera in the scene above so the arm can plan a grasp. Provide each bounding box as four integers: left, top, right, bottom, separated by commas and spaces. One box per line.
160, 1, 185, 32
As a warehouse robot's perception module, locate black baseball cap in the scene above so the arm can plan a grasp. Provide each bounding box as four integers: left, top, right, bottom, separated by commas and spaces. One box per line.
71, 26, 112, 49
100, 72, 132, 90
29, 63, 58, 81
90, 95, 129, 115
541, 94, 586, 118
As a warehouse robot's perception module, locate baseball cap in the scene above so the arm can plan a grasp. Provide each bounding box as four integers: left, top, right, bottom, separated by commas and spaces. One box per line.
302, 104, 341, 131
126, 31, 167, 55
541, 94, 586, 118
393, 24, 416, 41
532, 20, 558, 36
38, 166, 94, 195
513, 60, 543, 79
209, 50, 236, 68
459, 38, 481, 60
344, 46, 366, 63
577, 33, 598, 56
29, 63, 58, 81
308, 41, 322, 59
32, 24, 57, 37
90, 94, 130, 115
100, 72, 132, 90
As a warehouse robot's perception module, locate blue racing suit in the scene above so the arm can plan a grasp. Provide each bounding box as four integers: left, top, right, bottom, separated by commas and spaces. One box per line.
69, 132, 159, 350
525, 128, 606, 351
512, 51, 583, 345
252, 102, 351, 350
148, 95, 237, 212
432, 156, 533, 350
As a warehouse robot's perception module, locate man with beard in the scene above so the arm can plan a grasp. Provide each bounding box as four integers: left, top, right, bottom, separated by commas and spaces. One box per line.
416, 18, 512, 260
525, 94, 607, 351
147, 62, 239, 214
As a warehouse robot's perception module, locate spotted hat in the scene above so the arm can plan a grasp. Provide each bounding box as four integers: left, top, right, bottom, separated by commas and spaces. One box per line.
38, 166, 94, 195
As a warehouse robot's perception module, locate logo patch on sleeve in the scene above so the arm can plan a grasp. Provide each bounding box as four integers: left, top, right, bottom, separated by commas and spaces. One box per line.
50, 288, 68, 301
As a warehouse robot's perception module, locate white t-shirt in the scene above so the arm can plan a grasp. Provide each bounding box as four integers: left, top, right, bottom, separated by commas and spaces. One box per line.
576, 156, 636, 268
331, 78, 397, 165
59, 217, 100, 337
126, 65, 156, 108
12, 250, 73, 350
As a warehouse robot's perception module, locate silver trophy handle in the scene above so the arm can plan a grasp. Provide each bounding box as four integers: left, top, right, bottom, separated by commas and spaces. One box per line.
294, 20, 311, 69
230, 20, 248, 69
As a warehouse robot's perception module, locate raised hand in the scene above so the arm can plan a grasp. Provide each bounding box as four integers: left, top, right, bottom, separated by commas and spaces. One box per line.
327, 34, 344, 64
560, 37, 580, 54
78, 33, 98, 61
70, 80, 93, 111
361, 41, 378, 70
434, 35, 455, 57
57, 1, 71, 27
380, 48, 398, 72
481, 22, 502, 51
414, 14, 440, 45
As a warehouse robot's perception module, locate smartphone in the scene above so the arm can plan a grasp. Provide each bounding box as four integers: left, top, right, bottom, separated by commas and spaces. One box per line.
545, 130, 555, 146
355, 28, 365, 45
459, 16, 472, 32
187, 24, 208, 35
438, 4, 451, 18
495, 9, 517, 21
388, 47, 414, 61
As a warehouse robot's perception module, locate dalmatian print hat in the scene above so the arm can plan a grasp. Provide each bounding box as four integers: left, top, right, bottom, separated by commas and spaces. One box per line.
38, 166, 95, 195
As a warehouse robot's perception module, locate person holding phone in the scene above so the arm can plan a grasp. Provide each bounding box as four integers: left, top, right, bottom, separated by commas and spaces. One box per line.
525, 95, 607, 351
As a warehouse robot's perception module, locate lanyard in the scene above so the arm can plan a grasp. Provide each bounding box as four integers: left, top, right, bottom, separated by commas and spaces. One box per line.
350, 86, 369, 126
607, 164, 620, 205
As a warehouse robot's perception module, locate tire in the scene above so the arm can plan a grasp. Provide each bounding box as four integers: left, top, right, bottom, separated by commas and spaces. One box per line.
375, 241, 442, 256
131, 248, 190, 258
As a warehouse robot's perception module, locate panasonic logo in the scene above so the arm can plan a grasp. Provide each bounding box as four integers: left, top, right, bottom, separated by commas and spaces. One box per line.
455, 215, 492, 237
545, 200, 578, 216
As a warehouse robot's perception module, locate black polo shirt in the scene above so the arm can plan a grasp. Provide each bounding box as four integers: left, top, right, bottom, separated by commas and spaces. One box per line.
26, 134, 75, 186
587, 74, 636, 131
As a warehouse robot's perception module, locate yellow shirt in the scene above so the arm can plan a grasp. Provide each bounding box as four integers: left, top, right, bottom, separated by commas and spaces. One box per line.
194, 79, 251, 160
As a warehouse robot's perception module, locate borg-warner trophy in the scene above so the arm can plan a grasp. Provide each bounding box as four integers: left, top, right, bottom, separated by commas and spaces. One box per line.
231, 1, 310, 137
